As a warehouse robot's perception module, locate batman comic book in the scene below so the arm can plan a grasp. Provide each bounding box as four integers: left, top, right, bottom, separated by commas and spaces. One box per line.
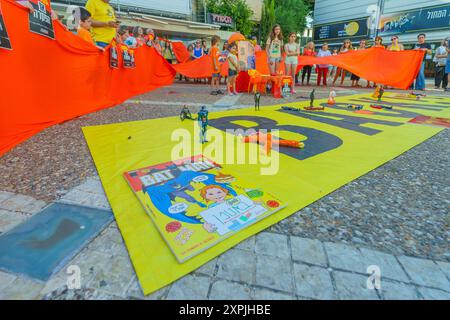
124, 155, 286, 262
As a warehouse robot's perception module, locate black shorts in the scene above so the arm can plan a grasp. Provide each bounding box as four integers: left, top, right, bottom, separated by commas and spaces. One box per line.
228, 69, 237, 77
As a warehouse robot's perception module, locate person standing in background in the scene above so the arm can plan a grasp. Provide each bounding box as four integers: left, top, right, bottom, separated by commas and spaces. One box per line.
446, 37, 450, 92
266, 24, 284, 75
85, 0, 119, 48
413, 33, 432, 91
284, 32, 300, 93
387, 35, 404, 51
316, 43, 332, 86
434, 39, 448, 90
332, 39, 352, 86
202, 39, 209, 55
350, 39, 367, 87
300, 41, 315, 86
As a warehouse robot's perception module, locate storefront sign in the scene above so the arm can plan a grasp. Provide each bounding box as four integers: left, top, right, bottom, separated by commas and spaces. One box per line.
378, 4, 450, 36
209, 13, 233, 27
313, 18, 369, 42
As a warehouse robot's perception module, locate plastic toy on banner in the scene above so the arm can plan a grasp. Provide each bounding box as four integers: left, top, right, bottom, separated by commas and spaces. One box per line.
304, 89, 324, 111
254, 92, 261, 111
328, 91, 336, 105
198, 106, 209, 144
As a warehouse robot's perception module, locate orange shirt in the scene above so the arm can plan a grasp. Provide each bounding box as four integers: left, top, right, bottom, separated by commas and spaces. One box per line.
210, 46, 220, 73
77, 28, 94, 44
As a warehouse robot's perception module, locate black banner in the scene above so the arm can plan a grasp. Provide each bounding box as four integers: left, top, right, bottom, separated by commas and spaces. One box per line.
378, 3, 450, 36
122, 47, 135, 69
29, 0, 55, 39
110, 45, 119, 69
314, 18, 369, 42
0, 4, 11, 50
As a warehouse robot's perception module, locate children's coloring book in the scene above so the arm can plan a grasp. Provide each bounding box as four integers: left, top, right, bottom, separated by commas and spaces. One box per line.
123, 155, 286, 262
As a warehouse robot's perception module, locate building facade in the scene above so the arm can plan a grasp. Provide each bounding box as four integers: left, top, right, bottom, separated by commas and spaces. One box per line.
313, 0, 450, 76
52, 0, 232, 43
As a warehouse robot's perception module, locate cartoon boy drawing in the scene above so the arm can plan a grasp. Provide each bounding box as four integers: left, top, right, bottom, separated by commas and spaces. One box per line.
199, 185, 233, 233
200, 185, 230, 206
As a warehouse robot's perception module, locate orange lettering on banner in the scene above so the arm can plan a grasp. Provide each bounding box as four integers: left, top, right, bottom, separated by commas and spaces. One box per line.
0, 0, 425, 157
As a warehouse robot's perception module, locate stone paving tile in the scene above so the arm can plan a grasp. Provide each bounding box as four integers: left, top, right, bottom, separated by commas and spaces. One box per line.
194, 258, 217, 277
166, 274, 210, 300
87, 254, 135, 298
293, 264, 336, 300
235, 236, 256, 252
0, 271, 17, 292
359, 247, 409, 282
0, 194, 35, 212
332, 271, 379, 300
290, 236, 327, 267
418, 287, 450, 300
19, 200, 47, 215
75, 178, 104, 195
324, 242, 367, 274
216, 248, 256, 284
0, 209, 27, 233
69, 249, 112, 286
209, 280, 252, 300
126, 276, 169, 300
379, 281, 420, 300
60, 189, 110, 210
38, 270, 68, 299
398, 255, 450, 291
0, 191, 15, 203
435, 261, 450, 280
255, 232, 290, 259
0, 277, 44, 300
253, 288, 295, 300
255, 255, 293, 293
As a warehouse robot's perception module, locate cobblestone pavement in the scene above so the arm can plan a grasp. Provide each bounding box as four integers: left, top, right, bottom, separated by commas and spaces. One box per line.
0, 80, 449, 299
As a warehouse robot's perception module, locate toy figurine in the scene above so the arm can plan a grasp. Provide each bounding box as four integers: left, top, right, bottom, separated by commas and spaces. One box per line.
242, 131, 304, 155
378, 86, 384, 102
328, 91, 336, 105
281, 106, 301, 111
347, 104, 363, 110
370, 104, 393, 110
198, 106, 209, 144
254, 92, 261, 111
309, 89, 315, 107
372, 85, 384, 101
304, 89, 324, 111
180, 105, 194, 121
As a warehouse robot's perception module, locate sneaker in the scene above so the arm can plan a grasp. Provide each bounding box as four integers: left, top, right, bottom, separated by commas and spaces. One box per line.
216, 89, 224, 95
291, 89, 297, 94
210, 91, 218, 95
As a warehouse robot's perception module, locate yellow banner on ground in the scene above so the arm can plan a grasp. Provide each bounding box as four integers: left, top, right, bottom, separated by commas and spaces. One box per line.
82, 93, 450, 295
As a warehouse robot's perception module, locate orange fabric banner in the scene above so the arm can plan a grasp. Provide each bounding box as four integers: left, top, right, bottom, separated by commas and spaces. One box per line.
0, 0, 426, 157
170, 41, 190, 63
297, 48, 425, 88
0, 0, 175, 156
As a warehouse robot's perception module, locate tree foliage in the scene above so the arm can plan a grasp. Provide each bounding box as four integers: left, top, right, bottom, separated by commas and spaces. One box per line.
260, 0, 311, 42
206, 0, 255, 36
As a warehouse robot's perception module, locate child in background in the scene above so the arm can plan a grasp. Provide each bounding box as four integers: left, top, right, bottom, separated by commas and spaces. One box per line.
316, 43, 332, 86
227, 42, 239, 95
332, 39, 352, 86
124, 27, 138, 48
266, 24, 284, 75
210, 35, 223, 95
284, 32, 300, 93
133, 26, 146, 47
220, 43, 229, 85
76, 7, 94, 45
329, 48, 338, 77
117, 28, 129, 45
300, 41, 315, 85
